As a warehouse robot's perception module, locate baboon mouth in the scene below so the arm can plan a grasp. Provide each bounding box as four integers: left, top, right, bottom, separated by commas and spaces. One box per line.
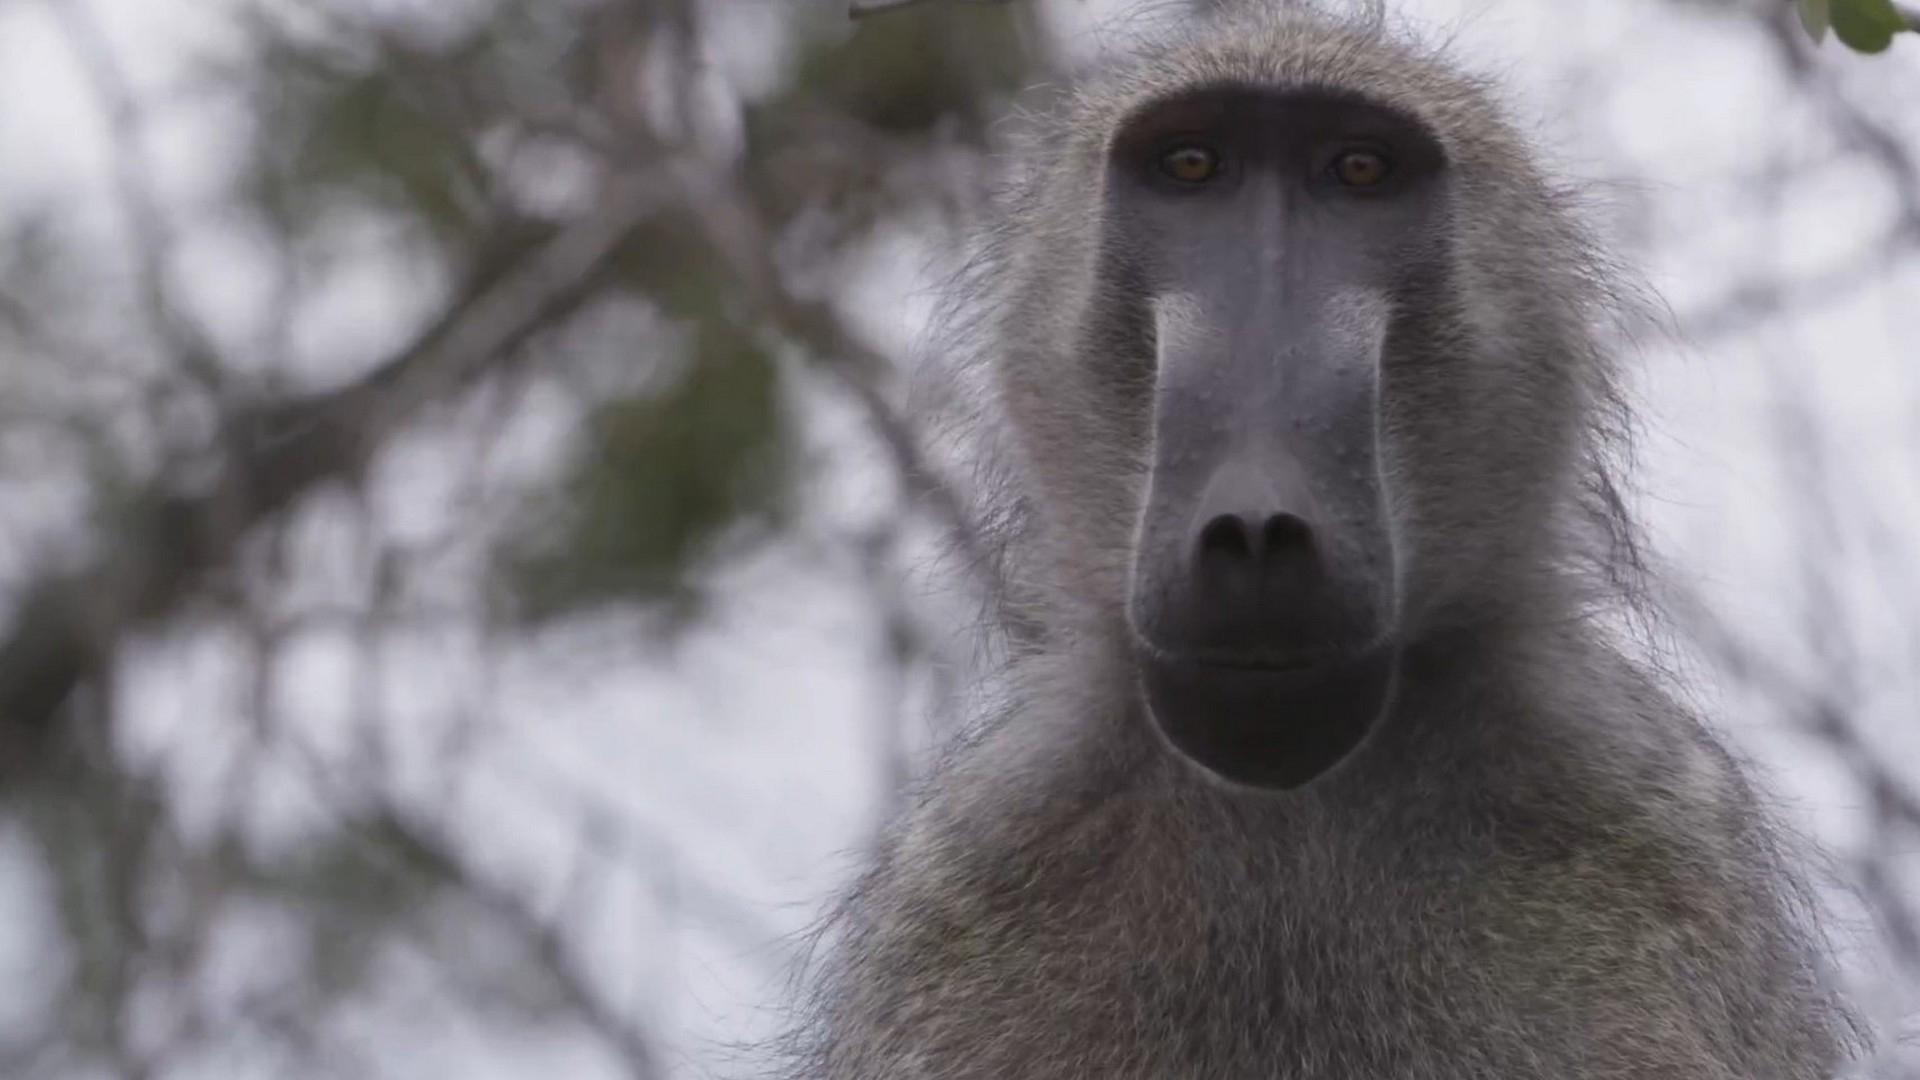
1130, 635, 1365, 678
1187, 653, 1329, 674
1139, 645, 1385, 695
1133, 639, 1398, 790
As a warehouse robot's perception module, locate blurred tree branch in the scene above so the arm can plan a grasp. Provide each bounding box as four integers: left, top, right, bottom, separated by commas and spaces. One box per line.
0, 177, 670, 771
0, 6, 1019, 1069
354, 800, 664, 1079
1682, 5, 1920, 340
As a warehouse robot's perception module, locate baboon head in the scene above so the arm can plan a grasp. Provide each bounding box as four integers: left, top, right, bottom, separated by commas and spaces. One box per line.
992, 14, 1608, 789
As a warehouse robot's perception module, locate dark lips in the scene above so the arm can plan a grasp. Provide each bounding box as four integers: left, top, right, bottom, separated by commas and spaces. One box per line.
1134, 640, 1397, 790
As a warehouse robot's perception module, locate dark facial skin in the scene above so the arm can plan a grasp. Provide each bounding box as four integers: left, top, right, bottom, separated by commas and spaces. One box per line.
1113, 90, 1451, 789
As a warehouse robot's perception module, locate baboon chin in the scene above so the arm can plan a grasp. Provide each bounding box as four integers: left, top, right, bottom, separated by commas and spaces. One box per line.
789, 7, 1858, 1080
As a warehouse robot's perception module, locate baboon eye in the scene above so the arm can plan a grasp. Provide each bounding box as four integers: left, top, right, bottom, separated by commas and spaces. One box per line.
1158, 144, 1221, 184
1332, 148, 1393, 188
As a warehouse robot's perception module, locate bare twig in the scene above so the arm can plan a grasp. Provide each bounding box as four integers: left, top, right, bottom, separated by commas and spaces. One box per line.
272, 724, 665, 1080
1686, 12, 1920, 337
1763, 11, 1920, 235
46, 0, 226, 392
372, 808, 663, 1079
1680, 231, 1908, 340
849, 0, 1015, 19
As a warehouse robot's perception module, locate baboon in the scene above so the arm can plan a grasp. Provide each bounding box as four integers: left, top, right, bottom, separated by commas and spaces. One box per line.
790, 6, 1858, 1078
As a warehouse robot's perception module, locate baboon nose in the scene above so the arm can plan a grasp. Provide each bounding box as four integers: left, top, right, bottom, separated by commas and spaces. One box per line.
1152, 455, 1354, 658
1189, 455, 1321, 577
1196, 511, 1317, 567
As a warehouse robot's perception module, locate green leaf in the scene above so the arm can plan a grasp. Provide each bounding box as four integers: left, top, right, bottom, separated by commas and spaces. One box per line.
500, 323, 792, 627
292, 70, 486, 238
782, 4, 1027, 135
1799, 0, 1831, 42
1831, 0, 1907, 53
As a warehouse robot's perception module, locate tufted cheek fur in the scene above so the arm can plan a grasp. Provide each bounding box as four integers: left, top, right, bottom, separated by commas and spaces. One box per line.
994, 221, 1161, 620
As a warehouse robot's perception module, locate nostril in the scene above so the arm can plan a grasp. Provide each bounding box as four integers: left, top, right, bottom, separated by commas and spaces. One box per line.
1261, 513, 1314, 555
1198, 514, 1254, 559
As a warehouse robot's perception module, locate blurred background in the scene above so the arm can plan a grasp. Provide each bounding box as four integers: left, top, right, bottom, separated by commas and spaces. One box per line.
0, 0, 1913, 1076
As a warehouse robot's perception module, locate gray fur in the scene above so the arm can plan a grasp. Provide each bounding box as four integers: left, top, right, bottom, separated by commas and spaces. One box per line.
785, 6, 1858, 1077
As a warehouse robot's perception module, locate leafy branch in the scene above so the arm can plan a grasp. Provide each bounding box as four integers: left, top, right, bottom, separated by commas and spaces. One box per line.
1798, 0, 1919, 52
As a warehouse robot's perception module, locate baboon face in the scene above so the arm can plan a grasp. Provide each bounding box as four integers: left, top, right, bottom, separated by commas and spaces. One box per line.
1113, 89, 1453, 789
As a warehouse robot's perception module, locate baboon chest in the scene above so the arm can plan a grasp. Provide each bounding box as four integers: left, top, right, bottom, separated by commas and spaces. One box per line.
857, 806, 1750, 1080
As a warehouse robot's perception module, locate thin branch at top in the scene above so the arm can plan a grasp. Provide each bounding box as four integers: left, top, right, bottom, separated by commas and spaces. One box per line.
44, 0, 226, 392
850, 0, 1014, 19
